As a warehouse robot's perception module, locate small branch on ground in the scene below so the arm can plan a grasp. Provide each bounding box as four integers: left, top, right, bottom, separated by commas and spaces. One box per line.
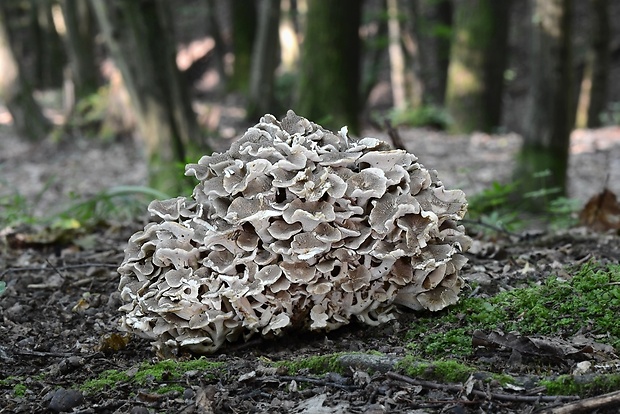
0, 263, 119, 278
386, 372, 579, 403
384, 119, 407, 151
15, 349, 76, 358
277, 375, 358, 390
461, 218, 522, 239
542, 389, 620, 414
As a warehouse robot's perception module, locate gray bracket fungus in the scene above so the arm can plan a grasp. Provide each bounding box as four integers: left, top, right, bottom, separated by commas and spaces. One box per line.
118, 110, 472, 354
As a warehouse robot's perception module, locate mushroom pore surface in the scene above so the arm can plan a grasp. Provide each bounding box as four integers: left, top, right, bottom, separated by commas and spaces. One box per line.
118, 111, 471, 354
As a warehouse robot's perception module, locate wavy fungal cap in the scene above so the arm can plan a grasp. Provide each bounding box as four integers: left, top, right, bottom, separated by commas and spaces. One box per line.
118, 111, 471, 354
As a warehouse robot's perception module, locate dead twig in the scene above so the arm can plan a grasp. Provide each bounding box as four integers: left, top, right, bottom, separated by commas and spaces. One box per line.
461, 218, 521, 239
15, 349, 75, 358
0, 263, 118, 278
278, 375, 358, 390
386, 372, 580, 403
540, 389, 620, 414
384, 119, 407, 151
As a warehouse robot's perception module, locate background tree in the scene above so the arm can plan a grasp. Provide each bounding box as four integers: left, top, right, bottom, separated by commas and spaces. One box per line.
230, 0, 257, 94
28, 0, 66, 90
387, 0, 408, 110
296, 0, 363, 133
445, 0, 511, 133
204, 0, 227, 86
247, 0, 281, 121
409, 0, 453, 106
0, 4, 51, 141
90, 0, 203, 194
515, 0, 573, 205
60, 0, 99, 103
586, 0, 610, 128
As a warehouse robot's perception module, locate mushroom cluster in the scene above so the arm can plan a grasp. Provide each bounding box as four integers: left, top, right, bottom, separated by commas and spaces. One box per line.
118, 111, 471, 353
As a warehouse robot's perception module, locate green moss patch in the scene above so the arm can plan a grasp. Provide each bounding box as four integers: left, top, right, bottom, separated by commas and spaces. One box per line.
274, 352, 349, 375
542, 373, 620, 398
406, 263, 620, 358
12, 383, 27, 397
397, 358, 476, 383
0, 377, 29, 397
80, 357, 225, 393
81, 369, 130, 393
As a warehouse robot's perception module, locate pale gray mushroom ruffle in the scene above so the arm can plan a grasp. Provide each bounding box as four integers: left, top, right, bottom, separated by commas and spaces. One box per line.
118, 110, 471, 354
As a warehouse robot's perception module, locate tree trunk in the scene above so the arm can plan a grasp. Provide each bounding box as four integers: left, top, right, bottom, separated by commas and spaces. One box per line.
60, 0, 99, 101
387, 0, 406, 110
516, 0, 573, 206
361, 0, 388, 107
90, 0, 203, 194
229, 0, 257, 94
31, 0, 66, 89
297, 0, 362, 133
410, 0, 453, 106
445, 0, 511, 133
0, 6, 51, 141
586, 0, 609, 128
247, 0, 281, 121
205, 0, 227, 86
409, 0, 453, 107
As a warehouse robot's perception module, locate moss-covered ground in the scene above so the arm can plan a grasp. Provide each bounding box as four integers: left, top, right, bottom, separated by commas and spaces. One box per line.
80, 357, 225, 394
405, 262, 620, 358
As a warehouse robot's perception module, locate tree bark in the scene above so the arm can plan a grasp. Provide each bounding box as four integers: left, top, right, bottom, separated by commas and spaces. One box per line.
247, 0, 281, 121
90, 0, 203, 194
516, 0, 573, 205
0, 5, 51, 141
387, 0, 406, 110
31, 0, 66, 89
413, 0, 453, 106
297, 0, 362, 134
445, 0, 511, 133
230, 0, 257, 94
60, 0, 99, 101
408, 0, 453, 107
205, 0, 227, 86
586, 0, 609, 128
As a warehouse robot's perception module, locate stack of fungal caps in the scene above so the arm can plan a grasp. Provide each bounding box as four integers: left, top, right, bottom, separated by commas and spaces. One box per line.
118, 111, 471, 353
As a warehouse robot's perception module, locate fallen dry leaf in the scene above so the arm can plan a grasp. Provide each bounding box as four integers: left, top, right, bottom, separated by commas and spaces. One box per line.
579, 189, 620, 232
97, 332, 131, 353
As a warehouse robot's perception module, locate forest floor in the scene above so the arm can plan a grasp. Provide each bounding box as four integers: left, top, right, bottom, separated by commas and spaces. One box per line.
2, 122, 620, 413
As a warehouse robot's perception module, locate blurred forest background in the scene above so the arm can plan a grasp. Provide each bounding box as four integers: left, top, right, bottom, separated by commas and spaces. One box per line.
0, 0, 619, 219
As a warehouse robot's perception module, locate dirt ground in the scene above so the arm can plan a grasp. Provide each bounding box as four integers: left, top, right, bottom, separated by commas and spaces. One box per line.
2, 121, 620, 413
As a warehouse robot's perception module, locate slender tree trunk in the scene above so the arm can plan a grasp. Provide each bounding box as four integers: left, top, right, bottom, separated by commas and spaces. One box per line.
247, 0, 281, 120
445, 0, 511, 133
205, 0, 227, 85
60, 0, 99, 101
90, 0, 203, 194
387, 0, 406, 110
411, 0, 453, 106
0, 6, 51, 141
297, 0, 362, 133
230, 0, 257, 94
361, 0, 388, 107
586, 0, 609, 128
279, 0, 300, 72
516, 0, 573, 205
31, 0, 66, 89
